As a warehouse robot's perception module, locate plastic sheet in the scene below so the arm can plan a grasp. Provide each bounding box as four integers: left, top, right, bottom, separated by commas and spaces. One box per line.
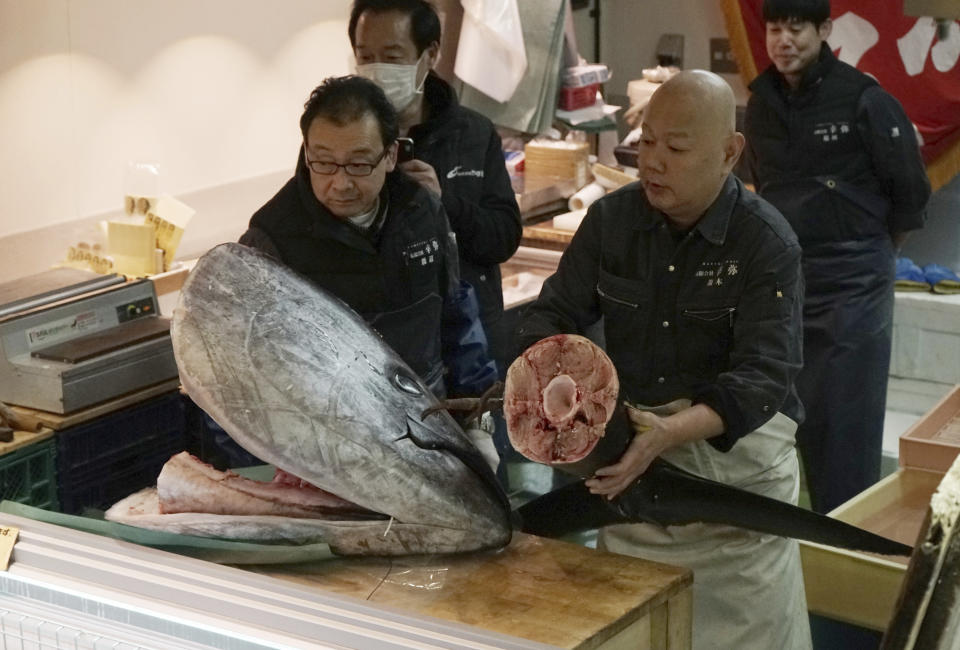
0, 500, 335, 565
455, 0, 527, 102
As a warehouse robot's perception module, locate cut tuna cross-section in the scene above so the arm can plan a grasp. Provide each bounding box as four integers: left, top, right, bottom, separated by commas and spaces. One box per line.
504, 334, 619, 464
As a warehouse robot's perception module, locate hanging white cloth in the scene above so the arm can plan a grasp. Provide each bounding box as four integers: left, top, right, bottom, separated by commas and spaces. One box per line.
599, 411, 813, 650
455, 0, 527, 102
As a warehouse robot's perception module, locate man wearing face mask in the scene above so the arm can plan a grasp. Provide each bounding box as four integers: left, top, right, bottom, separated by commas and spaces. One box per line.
348, 0, 522, 381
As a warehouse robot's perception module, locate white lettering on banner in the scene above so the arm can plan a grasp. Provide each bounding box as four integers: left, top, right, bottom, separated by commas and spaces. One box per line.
827, 12, 959, 76
898, 17, 940, 75
829, 12, 879, 67
897, 17, 960, 76
932, 21, 960, 72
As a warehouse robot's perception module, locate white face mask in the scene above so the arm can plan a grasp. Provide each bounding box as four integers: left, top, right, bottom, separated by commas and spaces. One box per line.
356, 53, 428, 112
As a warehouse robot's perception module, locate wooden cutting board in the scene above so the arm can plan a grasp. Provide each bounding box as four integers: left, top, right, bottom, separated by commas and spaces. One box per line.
0, 427, 54, 457
252, 532, 693, 649
521, 222, 575, 251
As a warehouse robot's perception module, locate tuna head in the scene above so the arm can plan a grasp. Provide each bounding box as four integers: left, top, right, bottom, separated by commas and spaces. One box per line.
171, 243, 511, 556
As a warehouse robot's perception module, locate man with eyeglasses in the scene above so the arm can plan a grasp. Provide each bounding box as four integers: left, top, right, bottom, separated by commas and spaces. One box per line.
240, 75, 457, 397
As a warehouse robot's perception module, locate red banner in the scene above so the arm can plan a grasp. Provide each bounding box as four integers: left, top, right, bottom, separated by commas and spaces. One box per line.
722, 0, 960, 190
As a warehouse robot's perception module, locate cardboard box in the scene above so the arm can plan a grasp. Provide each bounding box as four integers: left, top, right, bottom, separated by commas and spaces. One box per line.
899, 384, 960, 473
800, 468, 939, 630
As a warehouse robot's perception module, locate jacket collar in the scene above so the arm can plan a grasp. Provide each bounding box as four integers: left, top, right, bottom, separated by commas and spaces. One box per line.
415, 73, 457, 130
694, 175, 739, 245
636, 175, 739, 245
795, 42, 836, 93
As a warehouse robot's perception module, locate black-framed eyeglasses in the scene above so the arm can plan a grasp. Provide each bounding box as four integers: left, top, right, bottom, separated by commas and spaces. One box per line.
304, 146, 389, 177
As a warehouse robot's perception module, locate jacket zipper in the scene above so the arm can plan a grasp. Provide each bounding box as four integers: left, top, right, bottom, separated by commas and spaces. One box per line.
596, 284, 639, 308
682, 307, 736, 326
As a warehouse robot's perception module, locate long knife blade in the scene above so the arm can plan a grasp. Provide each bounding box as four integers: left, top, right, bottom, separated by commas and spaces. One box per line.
515, 459, 912, 557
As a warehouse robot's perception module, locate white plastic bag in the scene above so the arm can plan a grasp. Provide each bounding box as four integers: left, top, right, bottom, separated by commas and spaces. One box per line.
455, 0, 527, 102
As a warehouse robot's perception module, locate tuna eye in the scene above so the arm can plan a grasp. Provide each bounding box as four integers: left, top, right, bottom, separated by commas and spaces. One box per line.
393, 370, 422, 396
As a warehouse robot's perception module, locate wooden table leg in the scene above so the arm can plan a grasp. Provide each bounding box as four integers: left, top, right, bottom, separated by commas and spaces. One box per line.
588, 586, 693, 650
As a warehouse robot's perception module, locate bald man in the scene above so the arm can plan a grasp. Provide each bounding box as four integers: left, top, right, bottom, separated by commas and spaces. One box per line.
517, 71, 812, 649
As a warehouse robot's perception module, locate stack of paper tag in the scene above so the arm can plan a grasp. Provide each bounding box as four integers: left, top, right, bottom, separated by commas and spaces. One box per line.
62, 242, 115, 274
146, 195, 194, 272
107, 194, 194, 277
107, 220, 157, 277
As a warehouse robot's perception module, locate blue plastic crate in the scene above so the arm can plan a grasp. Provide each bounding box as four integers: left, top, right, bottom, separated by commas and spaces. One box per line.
57, 446, 178, 515
56, 392, 186, 472
0, 439, 58, 510
56, 392, 187, 514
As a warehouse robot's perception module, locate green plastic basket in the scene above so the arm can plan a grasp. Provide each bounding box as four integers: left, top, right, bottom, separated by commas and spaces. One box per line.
0, 439, 58, 511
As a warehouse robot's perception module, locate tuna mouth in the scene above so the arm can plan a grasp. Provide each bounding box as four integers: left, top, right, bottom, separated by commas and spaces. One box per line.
268, 467, 390, 520
156, 452, 389, 521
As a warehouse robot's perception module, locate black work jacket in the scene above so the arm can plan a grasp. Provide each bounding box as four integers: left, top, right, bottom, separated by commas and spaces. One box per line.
408, 74, 522, 324
745, 44, 929, 254
240, 152, 456, 390
517, 176, 804, 451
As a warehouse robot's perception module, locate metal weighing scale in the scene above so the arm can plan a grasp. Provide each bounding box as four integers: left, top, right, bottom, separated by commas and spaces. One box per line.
0, 268, 179, 414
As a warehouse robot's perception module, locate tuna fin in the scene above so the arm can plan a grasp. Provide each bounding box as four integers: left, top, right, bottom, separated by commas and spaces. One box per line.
516, 459, 912, 556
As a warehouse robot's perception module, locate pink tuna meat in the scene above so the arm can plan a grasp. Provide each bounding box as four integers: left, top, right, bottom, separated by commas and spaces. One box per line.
157, 452, 371, 518
504, 334, 619, 464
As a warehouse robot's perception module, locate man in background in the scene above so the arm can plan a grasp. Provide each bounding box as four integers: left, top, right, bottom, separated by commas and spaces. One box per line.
744, 0, 930, 514
349, 0, 522, 380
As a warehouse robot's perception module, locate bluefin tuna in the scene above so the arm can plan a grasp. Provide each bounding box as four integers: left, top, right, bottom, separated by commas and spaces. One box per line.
108, 242, 911, 560
115, 242, 511, 556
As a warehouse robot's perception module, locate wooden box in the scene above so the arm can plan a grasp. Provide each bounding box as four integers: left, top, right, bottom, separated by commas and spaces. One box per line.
899, 384, 960, 472
799, 384, 960, 631
524, 140, 590, 190
799, 468, 938, 630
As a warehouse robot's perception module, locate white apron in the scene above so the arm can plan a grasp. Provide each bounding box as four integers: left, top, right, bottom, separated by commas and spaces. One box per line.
599, 411, 812, 650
